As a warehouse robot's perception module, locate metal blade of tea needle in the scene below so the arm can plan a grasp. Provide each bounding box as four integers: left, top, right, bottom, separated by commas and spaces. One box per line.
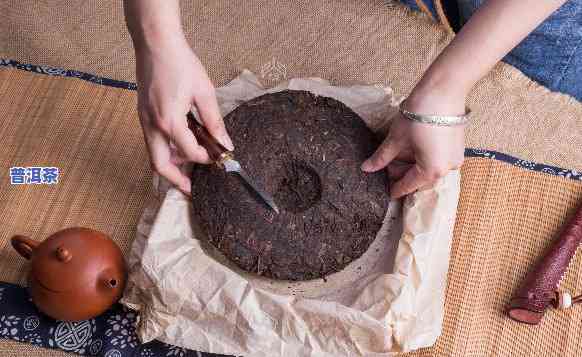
223, 158, 280, 214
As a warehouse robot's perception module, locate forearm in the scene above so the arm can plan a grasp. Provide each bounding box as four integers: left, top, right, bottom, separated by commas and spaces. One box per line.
411, 0, 567, 104
123, 0, 186, 52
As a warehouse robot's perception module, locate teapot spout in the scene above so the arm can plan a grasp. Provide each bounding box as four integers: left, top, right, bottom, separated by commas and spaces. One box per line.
99, 267, 125, 294
106, 278, 119, 289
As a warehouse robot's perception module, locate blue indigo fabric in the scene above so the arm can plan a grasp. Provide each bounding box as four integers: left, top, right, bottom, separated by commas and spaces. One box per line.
400, 0, 582, 101
0, 281, 230, 357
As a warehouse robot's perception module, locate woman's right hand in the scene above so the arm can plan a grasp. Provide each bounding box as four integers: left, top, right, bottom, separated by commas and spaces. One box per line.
134, 39, 233, 194
361, 87, 466, 199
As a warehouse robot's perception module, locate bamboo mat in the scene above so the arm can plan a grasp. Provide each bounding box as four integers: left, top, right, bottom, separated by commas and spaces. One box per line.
0, 69, 152, 284
406, 160, 582, 356
1, 67, 582, 356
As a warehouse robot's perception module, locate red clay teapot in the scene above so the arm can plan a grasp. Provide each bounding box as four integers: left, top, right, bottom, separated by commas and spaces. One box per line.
11, 227, 127, 321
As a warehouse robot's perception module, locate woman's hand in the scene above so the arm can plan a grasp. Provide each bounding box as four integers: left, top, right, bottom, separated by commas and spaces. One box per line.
361, 89, 466, 199
360, 0, 569, 199
124, 0, 233, 194
135, 40, 233, 194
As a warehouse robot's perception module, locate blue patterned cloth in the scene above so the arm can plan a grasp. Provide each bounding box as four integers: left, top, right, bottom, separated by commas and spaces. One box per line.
400, 0, 582, 101
0, 281, 231, 357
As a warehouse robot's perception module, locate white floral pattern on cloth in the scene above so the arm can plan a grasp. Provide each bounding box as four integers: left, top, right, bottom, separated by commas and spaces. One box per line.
466, 148, 582, 181
24, 332, 43, 346
104, 309, 139, 350
0, 315, 22, 341
140, 347, 155, 357
89, 339, 104, 355
48, 320, 97, 354
104, 349, 122, 357
0, 280, 226, 356
558, 169, 581, 180
0, 59, 138, 90
514, 159, 537, 170
23, 315, 40, 331
166, 345, 187, 357
37, 65, 68, 76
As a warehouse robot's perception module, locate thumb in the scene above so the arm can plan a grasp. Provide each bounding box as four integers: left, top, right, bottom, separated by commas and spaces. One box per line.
361, 139, 401, 173
194, 94, 234, 151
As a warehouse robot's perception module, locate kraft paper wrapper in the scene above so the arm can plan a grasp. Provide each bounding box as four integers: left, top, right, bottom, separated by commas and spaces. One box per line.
121, 71, 461, 356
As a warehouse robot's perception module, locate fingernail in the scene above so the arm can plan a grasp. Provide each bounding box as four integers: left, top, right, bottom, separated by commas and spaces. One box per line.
361, 160, 373, 172
181, 178, 192, 195
223, 135, 234, 151
181, 185, 191, 195
388, 185, 398, 200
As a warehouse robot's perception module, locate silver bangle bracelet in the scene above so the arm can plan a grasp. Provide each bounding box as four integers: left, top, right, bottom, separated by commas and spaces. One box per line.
399, 102, 471, 126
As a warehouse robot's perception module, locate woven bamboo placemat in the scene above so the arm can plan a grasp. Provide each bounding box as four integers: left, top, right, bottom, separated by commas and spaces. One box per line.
406, 160, 582, 356
0, 69, 152, 357
0, 69, 153, 285
1, 67, 582, 356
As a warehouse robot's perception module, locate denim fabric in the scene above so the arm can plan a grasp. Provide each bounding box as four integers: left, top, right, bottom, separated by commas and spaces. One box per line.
401, 0, 582, 101
400, 0, 436, 17
401, 0, 439, 18
459, 0, 582, 101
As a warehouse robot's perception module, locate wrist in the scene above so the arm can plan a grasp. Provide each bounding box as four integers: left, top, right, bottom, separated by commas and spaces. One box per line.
130, 25, 187, 54
124, 1, 186, 54
406, 73, 468, 116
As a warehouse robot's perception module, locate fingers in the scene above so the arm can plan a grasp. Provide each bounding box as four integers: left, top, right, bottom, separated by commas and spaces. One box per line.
386, 161, 412, 181
142, 126, 192, 195
169, 145, 188, 165
170, 119, 212, 164
143, 103, 212, 165
193, 92, 234, 151
389, 165, 428, 199
361, 138, 401, 173
155, 161, 192, 195
390, 164, 448, 199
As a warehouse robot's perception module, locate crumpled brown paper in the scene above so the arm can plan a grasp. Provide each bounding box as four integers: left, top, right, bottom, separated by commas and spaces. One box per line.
122, 71, 461, 356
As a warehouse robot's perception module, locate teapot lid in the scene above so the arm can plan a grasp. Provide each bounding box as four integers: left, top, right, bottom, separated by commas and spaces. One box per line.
30, 228, 123, 293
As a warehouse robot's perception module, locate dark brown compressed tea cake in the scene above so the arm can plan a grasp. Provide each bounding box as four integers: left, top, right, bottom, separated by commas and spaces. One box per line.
191, 90, 388, 281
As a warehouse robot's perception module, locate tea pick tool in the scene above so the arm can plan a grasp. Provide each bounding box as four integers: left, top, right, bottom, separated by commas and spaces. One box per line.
186, 111, 280, 214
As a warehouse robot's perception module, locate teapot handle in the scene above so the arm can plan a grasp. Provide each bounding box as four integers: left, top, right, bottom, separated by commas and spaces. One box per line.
11, 235, 39, 260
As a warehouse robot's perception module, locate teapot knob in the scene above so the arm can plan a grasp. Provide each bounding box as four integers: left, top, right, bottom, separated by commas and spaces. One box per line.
56, 247, 72, 263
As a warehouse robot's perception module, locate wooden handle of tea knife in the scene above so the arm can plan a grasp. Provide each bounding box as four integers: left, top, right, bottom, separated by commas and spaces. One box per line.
186, 111, 230, 163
